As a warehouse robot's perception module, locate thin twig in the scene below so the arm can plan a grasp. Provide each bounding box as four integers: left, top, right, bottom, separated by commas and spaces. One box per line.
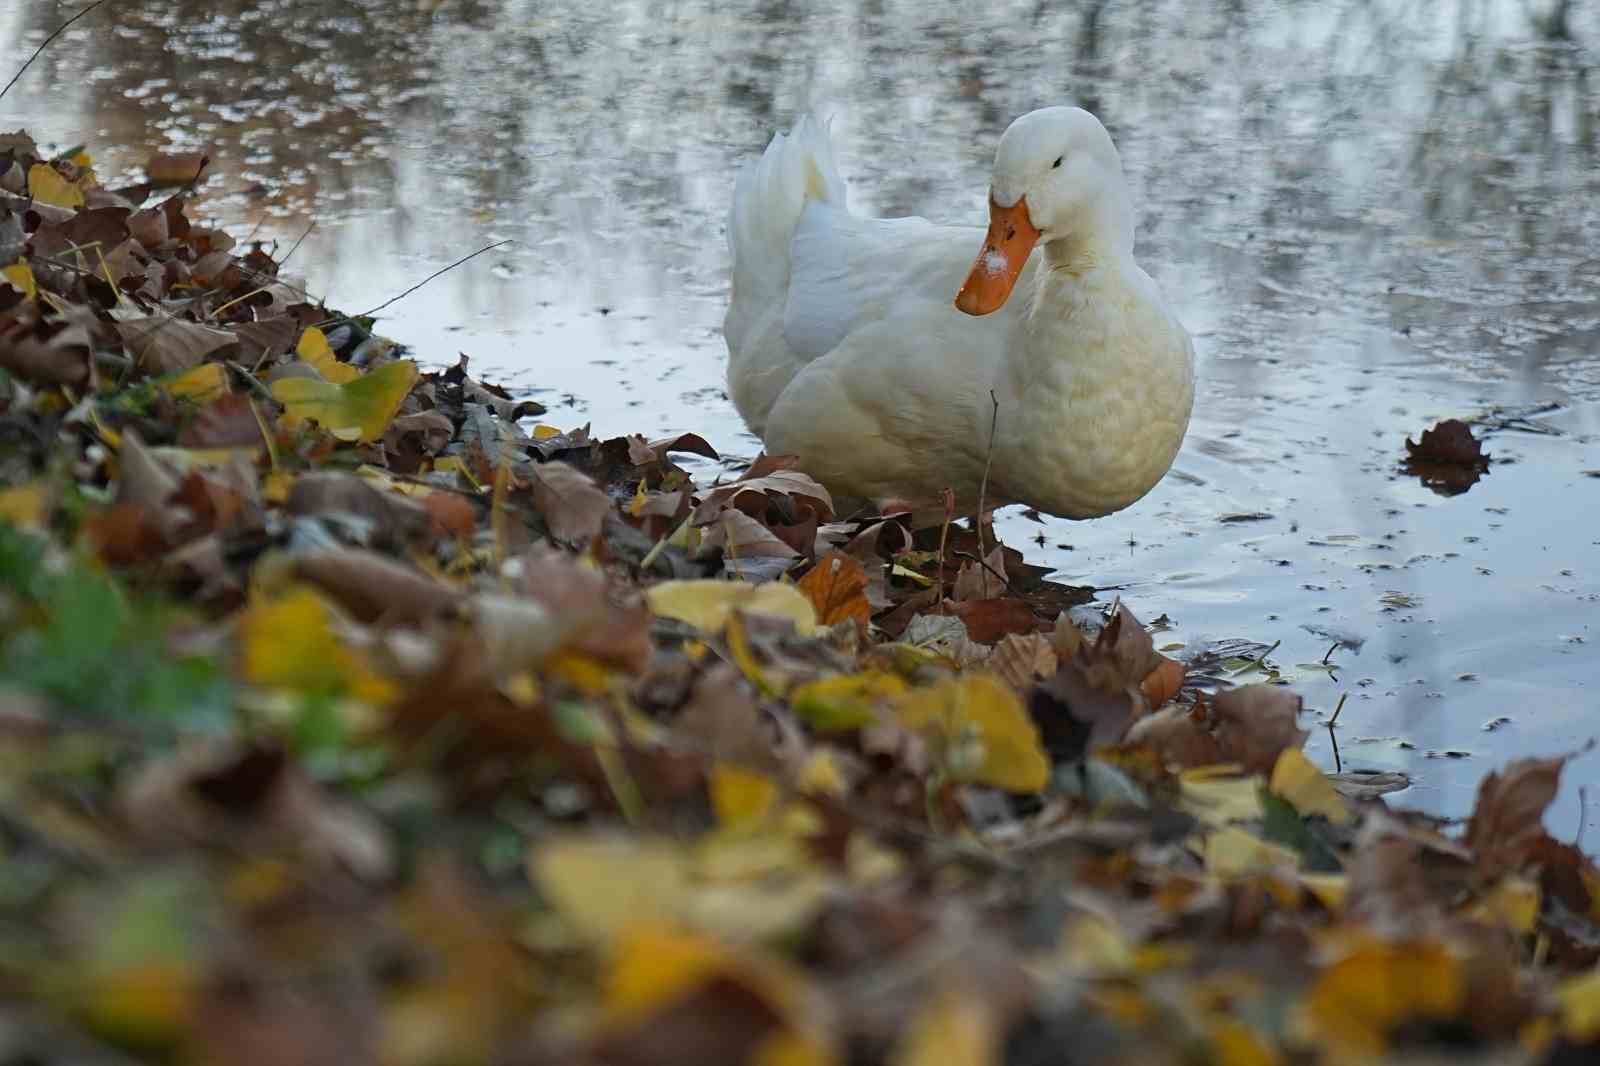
935, 488, 954, 607
280, 220, 316, 266
0, 0, 113, 101
1328, 691, 1349, 726
327, 240, 513, 325
639, 514, 692, 573
1578, 785, 1590, 849
976, 389, 999, 595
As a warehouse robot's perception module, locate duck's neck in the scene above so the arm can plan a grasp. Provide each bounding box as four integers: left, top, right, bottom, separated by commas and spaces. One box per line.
1038, 196, 1135, 277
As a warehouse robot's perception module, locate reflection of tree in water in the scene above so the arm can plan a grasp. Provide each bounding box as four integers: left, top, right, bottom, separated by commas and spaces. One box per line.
5, 0, 1594, 362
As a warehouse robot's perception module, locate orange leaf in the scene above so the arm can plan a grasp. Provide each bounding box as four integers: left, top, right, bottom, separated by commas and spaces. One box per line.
1140, 656, 1185, 708
797, 551, 870, 631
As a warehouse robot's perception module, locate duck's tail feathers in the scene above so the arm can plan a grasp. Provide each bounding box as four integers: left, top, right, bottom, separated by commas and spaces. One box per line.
728, 115, 847, 300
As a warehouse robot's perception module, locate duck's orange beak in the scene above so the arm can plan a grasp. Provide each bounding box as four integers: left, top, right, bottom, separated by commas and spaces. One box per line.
954, 194, 1040, 316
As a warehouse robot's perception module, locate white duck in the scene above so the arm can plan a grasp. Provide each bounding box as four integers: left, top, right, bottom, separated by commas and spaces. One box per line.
723, 106, 1195, 521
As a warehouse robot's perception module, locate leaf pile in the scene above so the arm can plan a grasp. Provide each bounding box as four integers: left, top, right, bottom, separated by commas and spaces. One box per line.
3, 130, 1600, 1066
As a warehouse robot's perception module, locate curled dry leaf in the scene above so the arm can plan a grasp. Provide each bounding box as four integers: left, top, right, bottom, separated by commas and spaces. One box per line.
797, 550, 871, 632
526, 459, 610, 545
292, 547, 461, 625
1131, 684, 1307, 774
1464, 755, 1566, 879
114, 313, 239, 374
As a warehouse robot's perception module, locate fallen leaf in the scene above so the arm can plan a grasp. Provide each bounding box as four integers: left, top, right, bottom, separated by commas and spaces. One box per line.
239, 583, 397, 706
1465, 755, 1566, 879
789, 671, 906, 731
295, 325, 359, 384
29, 162, 85, 208
890, 978, 1001, 1066
272, 359, 419, 442
646, 579, 817, 636
526, 459, 610, 545
796, 551, 871, 631
1297, 939, 1464, 1058
114, 314, 239, 374
986, 632, 1057, 692
897, 674, 1050, 793
162, 362, 230, 403
1269, 748, 1352, 824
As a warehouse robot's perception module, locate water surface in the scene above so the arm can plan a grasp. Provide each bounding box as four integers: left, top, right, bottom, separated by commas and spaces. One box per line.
4, 0, 1598, 833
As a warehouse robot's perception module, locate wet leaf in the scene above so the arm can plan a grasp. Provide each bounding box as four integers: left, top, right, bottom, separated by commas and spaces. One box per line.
271, 359, 419, 442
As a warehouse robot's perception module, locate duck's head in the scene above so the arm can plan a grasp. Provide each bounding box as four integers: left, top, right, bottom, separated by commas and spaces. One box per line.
955, 107, 1127, 316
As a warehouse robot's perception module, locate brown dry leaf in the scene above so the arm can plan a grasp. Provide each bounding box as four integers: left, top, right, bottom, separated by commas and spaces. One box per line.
692, 459, 835, 525
797, 551, 871, 631
114, 313, 239, 374
292, 548, 461, 625
1464, 754, 1566, 879
675, 663, 782, 771
526, 459, 610, 545
699, 508, 802, 562
1208, 684, 1308, 773
120, 739, 390, 880
1124, 702, 1224, 770
1405, 418, 1488, 466
987, 632, 1057, 693
949, 597, 1038, 644
1139, 656, 1186, 708
179, 394, 268, 451
519, 546, 653, 674
952, 545, 1008, 602
145, 152, 208, 187
0, 305, 93, 387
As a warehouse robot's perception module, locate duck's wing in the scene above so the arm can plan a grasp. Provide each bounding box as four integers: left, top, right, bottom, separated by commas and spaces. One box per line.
782, 202, 985, 362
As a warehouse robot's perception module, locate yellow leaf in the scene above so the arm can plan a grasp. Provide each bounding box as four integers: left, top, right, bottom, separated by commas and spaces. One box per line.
295, 325, 360, 384
1299, 872, 1349, 912
1180, 770, 1265, 826
896, 674, 1049, 793
1269, 748, 1351, 824
0, 482, 49, 529
602, 924, 837, 1064
531, 423, 565, 439
545, 650, 615, 697
1297, 939, 1463, 1058
530, 835, 689, 945
79, 962, 195, 1049
1059, 913, 1135, 976
711, 763, 779, 828
1466, 876, 1540, 934
271, 359, 418, 442
797, 750, 847, 796
1204, 826, 1301, 878
162, 362, 229, 403
432, 455, 484, 492
1207, 1017, 1284, 1066
262, 470, 295, 505
28, 162, 85, 208
790, 671, 906, 731
645, 578, 818, 635
1559, 967, 1600, 1042
240, 583, 396, 705
355, 464, 434, 496
2, 260, 37, 300
890, 980, 1000, 1066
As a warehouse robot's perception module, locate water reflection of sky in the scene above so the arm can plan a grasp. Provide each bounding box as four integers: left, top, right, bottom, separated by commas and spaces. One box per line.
4, 0, 1598, 833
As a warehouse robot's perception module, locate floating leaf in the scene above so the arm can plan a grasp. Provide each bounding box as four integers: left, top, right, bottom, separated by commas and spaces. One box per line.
271, 359, 419, 442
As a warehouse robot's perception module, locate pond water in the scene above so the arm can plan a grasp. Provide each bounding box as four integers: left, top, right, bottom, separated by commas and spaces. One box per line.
4, 0, 1598, 835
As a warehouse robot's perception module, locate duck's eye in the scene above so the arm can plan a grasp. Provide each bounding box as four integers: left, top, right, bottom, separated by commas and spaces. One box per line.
1051, 156, 1063, 169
